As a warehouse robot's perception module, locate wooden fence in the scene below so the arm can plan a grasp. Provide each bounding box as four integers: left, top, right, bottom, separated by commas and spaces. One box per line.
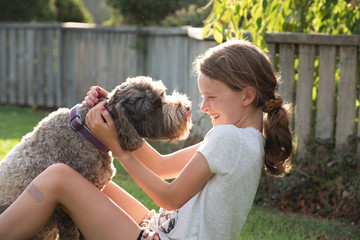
1, 23, 360, 156
265, 33, 360, 157
0, 22, 216, 134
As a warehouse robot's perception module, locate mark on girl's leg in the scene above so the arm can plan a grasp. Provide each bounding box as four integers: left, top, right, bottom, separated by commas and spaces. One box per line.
27, 183, 44, 203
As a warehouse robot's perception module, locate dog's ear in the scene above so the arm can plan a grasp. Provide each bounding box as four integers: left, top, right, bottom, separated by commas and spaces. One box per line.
113, 103, 143, 152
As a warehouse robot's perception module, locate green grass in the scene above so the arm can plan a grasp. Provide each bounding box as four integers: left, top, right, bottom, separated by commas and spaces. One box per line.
0, 105, 50, 159
1, 104, 359, 240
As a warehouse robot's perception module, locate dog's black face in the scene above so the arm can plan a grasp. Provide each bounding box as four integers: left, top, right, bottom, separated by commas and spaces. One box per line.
105, 76, 192, 151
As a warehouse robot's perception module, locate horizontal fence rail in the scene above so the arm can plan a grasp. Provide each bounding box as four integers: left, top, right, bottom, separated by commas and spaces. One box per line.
1, 23, 360, 157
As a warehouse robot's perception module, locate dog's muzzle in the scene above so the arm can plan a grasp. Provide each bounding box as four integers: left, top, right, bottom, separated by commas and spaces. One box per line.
185, 108, 192, 122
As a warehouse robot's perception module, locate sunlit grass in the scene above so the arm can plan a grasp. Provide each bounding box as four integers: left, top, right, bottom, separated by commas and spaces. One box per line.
0, 104, 51, 160
0, 139, 19, 160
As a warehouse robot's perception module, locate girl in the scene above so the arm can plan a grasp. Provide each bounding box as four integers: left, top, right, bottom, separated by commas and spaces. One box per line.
0, 40, 292, 240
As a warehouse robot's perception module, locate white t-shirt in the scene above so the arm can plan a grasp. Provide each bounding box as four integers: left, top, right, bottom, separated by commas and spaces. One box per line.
150, 125, 265, 240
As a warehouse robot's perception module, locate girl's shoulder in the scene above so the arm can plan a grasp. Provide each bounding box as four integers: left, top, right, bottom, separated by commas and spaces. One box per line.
199, 125, 264, 175
205, 125, 262, 141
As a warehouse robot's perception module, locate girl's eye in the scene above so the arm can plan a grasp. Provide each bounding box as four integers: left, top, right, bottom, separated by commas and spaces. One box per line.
202, 95, 215, 100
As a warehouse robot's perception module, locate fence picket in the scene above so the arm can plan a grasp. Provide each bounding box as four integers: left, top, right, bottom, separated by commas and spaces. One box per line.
26, 29, 35, 106
18, 29, 26, 105
278, 44, 295, 105
316, 46, 337, 140
336, 46, 358, 149
9, 29, 16, 105
266, 43, 276, 69
36, 29, 44, 106
295, 45, 316, 158
46, 30, 54, 107
55, 28, 62, 107
0, 28, 6, 104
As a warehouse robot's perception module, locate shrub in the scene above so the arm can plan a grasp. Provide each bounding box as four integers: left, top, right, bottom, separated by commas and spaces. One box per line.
161, 4, 210, 27
256, 136, 360, 225
0, 0, 56, 21
106, 0, 182, 25
0, 0, 93, 23
105, 0, 208, 26
55, 0, 93, 23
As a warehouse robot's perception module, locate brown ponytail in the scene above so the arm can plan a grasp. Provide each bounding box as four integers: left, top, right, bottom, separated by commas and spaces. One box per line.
263, 104, 293, 176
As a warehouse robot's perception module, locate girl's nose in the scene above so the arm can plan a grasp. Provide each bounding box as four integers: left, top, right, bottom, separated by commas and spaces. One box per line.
200, 99, 208, 113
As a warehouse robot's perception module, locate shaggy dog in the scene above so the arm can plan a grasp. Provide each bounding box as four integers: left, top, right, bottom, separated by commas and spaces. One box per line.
0, 76, 192, 240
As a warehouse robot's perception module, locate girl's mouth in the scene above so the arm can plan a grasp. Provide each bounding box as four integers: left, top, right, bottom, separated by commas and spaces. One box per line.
211, 114, 219, 120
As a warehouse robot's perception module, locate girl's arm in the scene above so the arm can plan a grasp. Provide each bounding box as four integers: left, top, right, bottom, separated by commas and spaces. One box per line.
132, 141, 201, 179
115, 147, 212, 210
86, 102, 212, 210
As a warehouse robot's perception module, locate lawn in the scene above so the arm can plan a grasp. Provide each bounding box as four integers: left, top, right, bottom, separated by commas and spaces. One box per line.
1, 104, 359, 240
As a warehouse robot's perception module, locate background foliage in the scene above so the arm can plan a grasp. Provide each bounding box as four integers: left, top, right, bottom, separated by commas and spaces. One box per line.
55, 0, 93, 23
0, 0, 209, 27
105, 0, 208, 26
0, 0, 92, 22
161, 4, 211, 27
203, 0, 360, 46
256, 137, 360, 225
82, 0, 111, 24
0, 0, 93, 23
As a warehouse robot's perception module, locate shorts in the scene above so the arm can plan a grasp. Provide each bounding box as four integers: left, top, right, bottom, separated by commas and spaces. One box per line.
139, 209, 175, 240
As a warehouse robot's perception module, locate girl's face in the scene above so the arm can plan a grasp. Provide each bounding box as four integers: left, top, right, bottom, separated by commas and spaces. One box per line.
198, 73, 246, 127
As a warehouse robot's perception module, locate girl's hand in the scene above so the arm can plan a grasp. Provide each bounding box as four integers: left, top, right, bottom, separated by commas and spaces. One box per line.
85, 100, 121, 152
82, 86, 109, 107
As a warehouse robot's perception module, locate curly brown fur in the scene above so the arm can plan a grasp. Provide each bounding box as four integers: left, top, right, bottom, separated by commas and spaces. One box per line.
106, 76, 192, 151
0, 76, 192, 240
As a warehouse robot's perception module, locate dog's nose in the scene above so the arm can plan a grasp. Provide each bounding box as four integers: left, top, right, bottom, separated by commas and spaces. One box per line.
185, 108, 192, 121
185, 106, 191, 111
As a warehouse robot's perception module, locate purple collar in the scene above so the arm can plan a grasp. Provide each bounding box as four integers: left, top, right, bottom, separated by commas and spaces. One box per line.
69, 105, 109, 153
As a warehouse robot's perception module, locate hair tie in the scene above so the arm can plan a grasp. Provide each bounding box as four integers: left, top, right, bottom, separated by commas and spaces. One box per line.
263, 96, 283, 113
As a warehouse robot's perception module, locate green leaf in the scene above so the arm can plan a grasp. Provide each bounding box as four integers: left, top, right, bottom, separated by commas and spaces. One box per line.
262, 0, 268, 10
214, 28, 223, 43
256, 17, 262, 28
202, 24, 212, 38
203, 11, 216, 24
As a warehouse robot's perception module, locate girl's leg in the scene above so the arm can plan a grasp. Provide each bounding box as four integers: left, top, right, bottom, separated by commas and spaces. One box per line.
0, 163, 142, 240
102, 181, 150, 224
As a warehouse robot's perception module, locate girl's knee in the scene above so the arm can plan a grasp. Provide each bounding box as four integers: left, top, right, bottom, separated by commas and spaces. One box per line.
27, 164, 75, 203
45, 163, 74, 177
40, 163, 76, 188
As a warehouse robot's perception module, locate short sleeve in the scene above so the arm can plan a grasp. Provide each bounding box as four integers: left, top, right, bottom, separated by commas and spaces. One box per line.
198, 125, 242, 175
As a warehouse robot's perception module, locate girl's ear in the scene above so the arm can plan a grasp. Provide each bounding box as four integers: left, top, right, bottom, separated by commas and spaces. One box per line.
242, 86, 256, 106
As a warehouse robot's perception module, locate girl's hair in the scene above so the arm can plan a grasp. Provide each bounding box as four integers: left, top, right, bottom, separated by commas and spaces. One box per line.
193, 40, 292, 176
